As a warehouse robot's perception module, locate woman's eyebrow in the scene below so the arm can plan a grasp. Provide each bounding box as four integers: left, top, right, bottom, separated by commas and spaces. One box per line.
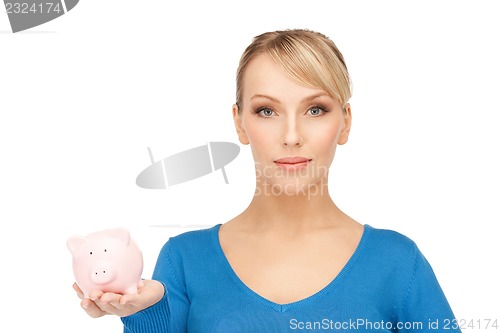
250, 93, 330, 103
250, 94, 280, 103
301, 94, 330, 102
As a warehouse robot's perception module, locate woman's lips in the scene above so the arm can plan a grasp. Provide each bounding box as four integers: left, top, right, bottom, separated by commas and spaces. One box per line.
274, 157, 312, 170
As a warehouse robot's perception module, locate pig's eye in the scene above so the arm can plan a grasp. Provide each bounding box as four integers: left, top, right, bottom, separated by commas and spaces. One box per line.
104, 249, 107, 253
89, 251, 93, 255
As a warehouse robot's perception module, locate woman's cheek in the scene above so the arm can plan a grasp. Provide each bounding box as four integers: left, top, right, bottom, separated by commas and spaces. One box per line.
308, 122, 341, 168
245, 122, 274, 162
306, 120, 340, 145
246, 118, 273, 143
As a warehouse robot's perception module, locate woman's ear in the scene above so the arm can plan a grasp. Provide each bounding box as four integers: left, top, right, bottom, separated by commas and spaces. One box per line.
233, 104, 249, 145
338, 103, 352, 145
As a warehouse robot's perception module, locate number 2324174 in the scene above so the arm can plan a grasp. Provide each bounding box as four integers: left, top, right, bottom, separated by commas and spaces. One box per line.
5, 2, 62, 14
443, 319, 499, 330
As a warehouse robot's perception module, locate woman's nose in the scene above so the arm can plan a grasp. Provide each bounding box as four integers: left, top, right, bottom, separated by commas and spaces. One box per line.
281, 116, 303, 147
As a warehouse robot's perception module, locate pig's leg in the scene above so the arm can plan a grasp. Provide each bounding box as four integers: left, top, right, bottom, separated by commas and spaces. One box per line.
124, 285, 139, 295
137, 280, 144, 289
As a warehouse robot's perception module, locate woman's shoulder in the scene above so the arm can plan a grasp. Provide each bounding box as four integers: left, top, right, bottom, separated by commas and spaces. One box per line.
358, 225, 429, 288
169, 224, 219, 240
363, 224, 420, 258
163, 224, 220, 256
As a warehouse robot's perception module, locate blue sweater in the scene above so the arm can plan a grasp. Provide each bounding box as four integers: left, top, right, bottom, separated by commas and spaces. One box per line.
122, 224, 460, 332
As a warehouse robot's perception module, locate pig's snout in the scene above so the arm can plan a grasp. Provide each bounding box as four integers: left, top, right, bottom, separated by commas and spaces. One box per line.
90, 263, 116, 285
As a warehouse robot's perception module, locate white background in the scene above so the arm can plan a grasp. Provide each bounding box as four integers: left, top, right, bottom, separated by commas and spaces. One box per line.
1, 0, 498, 332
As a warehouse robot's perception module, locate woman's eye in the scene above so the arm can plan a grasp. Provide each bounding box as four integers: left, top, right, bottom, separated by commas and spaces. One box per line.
257, 108, 275, 117
308, 106, 326, 116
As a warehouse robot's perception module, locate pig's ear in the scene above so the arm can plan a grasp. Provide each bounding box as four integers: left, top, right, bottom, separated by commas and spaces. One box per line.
67, 237, 86, 255
109, 228, 131, 245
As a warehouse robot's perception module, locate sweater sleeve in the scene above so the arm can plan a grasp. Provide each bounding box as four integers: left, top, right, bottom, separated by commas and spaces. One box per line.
397, 245, 461, 333
121, 240, 190, 333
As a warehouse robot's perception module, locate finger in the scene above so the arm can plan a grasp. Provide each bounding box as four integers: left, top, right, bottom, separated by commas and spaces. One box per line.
121, 280, 164, 308
98, 292, 138, 315
93, 296, 127, 316
89, 290, 104, 301
73, 283, 84, 300
119, 293, 139, 305
100, 292, 122, 306
81, 299, 106, 318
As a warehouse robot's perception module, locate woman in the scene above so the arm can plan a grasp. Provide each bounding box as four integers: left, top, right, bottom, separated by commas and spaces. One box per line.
75, 29, 461, 332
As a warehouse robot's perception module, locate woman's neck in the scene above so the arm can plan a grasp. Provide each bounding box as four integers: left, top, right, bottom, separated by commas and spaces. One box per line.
239, 178, 348, 233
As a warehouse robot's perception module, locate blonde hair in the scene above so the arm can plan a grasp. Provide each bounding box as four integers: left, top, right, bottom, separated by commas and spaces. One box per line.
235, 29, 351, 112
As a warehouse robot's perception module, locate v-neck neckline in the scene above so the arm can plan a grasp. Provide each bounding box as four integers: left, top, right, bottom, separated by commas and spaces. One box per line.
211, 223, 371, 313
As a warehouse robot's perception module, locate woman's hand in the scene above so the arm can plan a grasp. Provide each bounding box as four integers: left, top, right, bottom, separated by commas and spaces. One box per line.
73, 280, 164, 318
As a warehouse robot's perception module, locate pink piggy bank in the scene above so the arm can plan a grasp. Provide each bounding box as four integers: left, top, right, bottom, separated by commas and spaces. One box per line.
67, 228, 144, 298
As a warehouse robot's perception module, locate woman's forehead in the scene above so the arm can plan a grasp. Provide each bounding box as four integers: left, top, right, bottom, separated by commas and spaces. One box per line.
242, 54, 331, 102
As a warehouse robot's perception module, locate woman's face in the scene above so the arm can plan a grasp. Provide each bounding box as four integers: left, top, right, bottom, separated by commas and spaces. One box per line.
233, 54, 351, 195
